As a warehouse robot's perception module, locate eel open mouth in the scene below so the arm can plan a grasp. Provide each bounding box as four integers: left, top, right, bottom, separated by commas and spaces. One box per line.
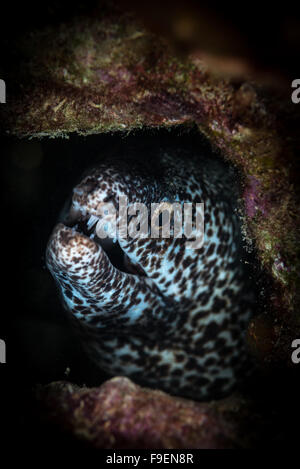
62, 209, 146, 277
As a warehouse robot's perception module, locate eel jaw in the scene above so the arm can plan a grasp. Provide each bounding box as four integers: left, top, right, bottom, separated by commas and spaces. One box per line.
46, 208, 147, 283
45, 216, 166, 328
46, 222, 103, 277
56, 203, 146, 277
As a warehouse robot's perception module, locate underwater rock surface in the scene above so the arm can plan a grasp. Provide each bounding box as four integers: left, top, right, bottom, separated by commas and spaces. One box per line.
37, 376, 266, 449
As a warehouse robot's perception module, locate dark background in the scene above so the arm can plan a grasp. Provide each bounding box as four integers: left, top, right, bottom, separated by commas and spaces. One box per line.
1, 0, 300, 79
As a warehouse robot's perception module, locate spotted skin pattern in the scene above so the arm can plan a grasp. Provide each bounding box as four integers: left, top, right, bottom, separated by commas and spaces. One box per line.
46, 149, 255, 400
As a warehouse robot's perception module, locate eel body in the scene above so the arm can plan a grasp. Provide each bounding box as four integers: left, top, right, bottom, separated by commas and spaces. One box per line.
46, 147, 255, 400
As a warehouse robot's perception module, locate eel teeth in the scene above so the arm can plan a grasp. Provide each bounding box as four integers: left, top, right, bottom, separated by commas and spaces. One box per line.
86, 214, 99, 231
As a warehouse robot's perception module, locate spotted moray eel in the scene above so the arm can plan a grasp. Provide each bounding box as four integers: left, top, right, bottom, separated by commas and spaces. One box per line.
46, 146, 255, 400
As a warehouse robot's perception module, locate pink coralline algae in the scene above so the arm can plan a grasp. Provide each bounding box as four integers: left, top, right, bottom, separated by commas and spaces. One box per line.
244, 176, 270, 218
37, 377, 261, 449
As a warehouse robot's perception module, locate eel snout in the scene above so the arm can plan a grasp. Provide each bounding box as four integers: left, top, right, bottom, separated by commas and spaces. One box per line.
46, 220, 167, 328
46, 223, 103, 274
